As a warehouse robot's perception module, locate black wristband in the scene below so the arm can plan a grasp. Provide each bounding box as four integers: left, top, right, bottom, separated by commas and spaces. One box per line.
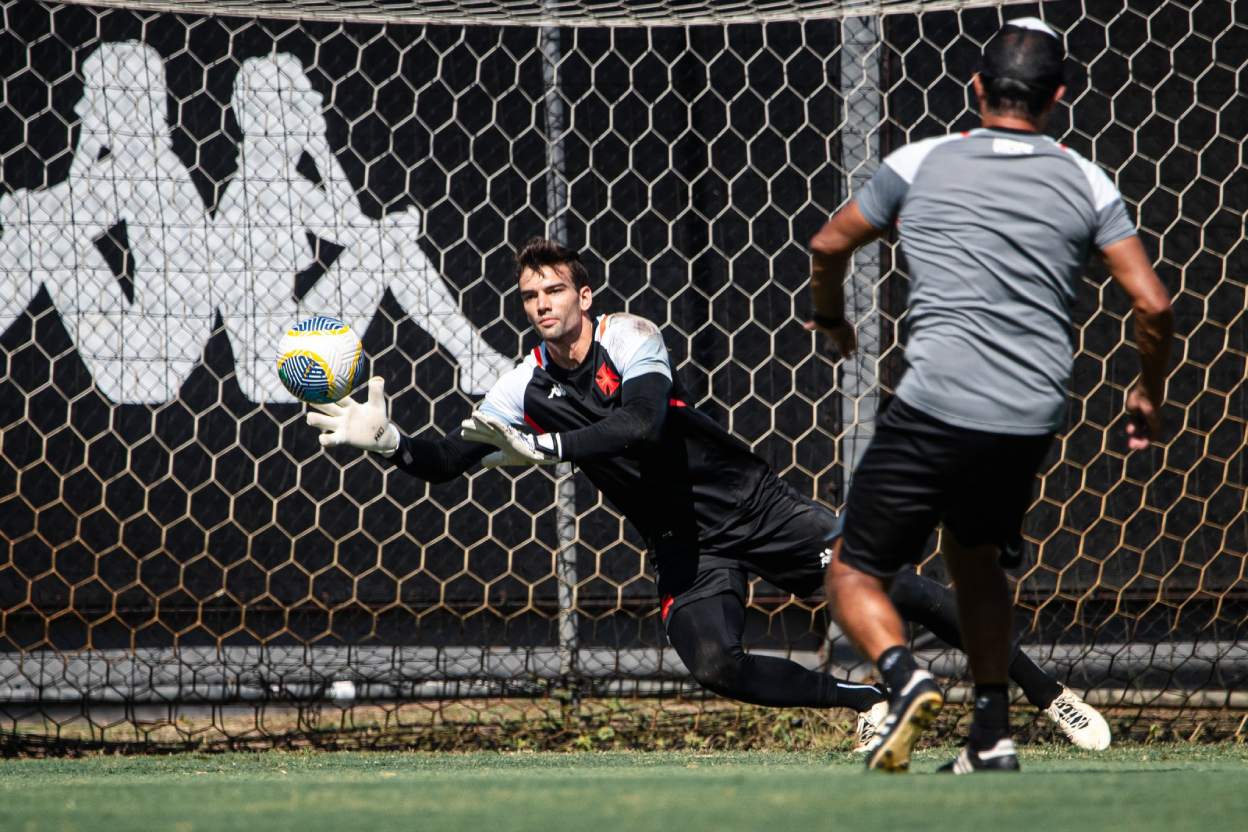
811, 313, 846, 329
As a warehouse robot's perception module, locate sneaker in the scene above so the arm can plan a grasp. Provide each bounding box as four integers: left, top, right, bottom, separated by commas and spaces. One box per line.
853, 700, 890, 753
864, 670, 943, 772
1045, 686, 1111, 751
938, 739, 1021, 774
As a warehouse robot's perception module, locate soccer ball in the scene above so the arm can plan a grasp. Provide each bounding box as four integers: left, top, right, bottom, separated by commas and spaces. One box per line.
276, 316, 365, 404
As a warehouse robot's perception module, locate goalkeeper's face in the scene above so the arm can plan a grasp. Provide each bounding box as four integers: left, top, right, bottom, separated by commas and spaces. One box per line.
519, 265, 592, 346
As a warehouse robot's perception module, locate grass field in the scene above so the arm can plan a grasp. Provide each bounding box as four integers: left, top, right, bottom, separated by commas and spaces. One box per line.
4, 744, 1248, 832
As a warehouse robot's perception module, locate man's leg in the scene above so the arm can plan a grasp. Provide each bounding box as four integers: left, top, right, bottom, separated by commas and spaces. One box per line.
934, 427, 1061, 771
666, 592, 885, 711
878, 570, 1110, 750
942, 536, 1011, 682
888, 570, 1062, 709
825, 550, 905, 664
826, 543, 944, 772
827, 400, 953, 771
938, 533, 1018, 772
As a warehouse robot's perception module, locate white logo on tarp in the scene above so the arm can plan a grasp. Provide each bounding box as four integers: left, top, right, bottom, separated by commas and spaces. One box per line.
0, 44, 511, 403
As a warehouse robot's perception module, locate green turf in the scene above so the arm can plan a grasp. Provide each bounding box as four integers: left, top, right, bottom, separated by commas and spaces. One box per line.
3, 744, 1247, 831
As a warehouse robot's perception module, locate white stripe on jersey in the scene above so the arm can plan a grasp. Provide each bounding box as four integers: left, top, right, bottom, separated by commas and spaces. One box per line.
477, 360, 535, 426
476, 314, 671, 426
597, 313, 672, 384
881, 132, 968, 184
1057, 144, 1125, 211
888, 128, 1125, 214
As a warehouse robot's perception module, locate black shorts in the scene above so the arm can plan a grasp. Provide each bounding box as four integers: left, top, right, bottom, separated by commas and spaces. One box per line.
839, 397, 1054, 578
653, 479, 839, 625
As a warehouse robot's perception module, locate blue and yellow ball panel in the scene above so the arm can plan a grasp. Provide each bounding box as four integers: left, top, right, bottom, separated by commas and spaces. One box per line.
278, 351, 334, 403
276, 316, 364, 404
288, 316, 351, 337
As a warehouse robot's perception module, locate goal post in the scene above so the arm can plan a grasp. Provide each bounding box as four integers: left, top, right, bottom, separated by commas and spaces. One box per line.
1, 0, 1244, 751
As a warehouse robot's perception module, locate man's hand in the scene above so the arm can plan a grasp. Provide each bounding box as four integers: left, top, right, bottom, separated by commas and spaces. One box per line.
306, 376, 400, 455
1102, 237, 1172, 453
806, 200, 880, 361
1125, 383, 1162, 451
461, 411, 561, 465
804, 318, 857, 358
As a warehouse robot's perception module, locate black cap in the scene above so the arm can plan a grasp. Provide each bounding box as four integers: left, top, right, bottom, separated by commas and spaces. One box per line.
980, 16, 1066, 92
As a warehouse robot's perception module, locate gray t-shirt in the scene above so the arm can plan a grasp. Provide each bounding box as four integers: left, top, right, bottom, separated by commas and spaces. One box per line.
856, 127, 1137, 434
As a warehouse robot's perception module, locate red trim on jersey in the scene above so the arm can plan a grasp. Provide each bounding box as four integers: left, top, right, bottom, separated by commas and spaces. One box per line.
532, 346, 544, 368
523, 413, 546, 434
668, 398, 687, 408
660, 594, 675, 621
961, 130, 971, 137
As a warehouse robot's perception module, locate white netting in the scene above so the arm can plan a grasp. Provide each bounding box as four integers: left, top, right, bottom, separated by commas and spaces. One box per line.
0, 0, 1245, 750
54, 0, 1003, 27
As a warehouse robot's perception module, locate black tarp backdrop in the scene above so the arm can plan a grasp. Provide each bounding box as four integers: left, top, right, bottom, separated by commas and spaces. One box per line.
0, 3, 843, 653
1, 0, 1243, 674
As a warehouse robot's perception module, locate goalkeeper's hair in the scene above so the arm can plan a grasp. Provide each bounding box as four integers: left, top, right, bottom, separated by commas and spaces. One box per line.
515, 237, 591, 291
979, 22, 1066, 119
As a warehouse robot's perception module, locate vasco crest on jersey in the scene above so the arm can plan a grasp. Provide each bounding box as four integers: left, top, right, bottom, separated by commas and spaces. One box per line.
594, 359, 621, 400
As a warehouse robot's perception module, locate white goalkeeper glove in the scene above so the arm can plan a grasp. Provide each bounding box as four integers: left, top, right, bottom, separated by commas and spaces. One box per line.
460, 411, 561, 466
306, 376, 401, 456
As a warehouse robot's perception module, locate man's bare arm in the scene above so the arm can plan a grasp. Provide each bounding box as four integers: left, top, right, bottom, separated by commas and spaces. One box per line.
1100, 235, 1173, 449
806, 201, 886, 357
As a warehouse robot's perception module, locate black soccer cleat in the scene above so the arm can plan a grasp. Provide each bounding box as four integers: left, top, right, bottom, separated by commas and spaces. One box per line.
938, 739, 1021, 774
864, 669, 944, 773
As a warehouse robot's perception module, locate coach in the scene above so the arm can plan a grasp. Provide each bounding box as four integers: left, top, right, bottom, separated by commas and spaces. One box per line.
805, 17, 1173, 773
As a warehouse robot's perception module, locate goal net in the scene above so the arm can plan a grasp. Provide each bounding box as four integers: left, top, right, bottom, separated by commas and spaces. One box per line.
1, 0, 1243, 751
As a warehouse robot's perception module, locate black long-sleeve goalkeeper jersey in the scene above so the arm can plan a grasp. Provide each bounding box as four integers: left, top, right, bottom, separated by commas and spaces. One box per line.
386, 313, 784, 553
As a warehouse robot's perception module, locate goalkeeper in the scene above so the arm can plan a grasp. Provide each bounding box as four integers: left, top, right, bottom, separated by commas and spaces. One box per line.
305, 237, 1108, 749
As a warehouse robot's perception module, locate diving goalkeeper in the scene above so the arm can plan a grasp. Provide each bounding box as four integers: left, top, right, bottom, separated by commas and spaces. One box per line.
305, 237, 1108, 750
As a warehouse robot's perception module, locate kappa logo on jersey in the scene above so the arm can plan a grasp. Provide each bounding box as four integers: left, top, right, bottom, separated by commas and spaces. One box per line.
595, 363, 621, 397
548, 383, 566, 399
820, 548, 834, 567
